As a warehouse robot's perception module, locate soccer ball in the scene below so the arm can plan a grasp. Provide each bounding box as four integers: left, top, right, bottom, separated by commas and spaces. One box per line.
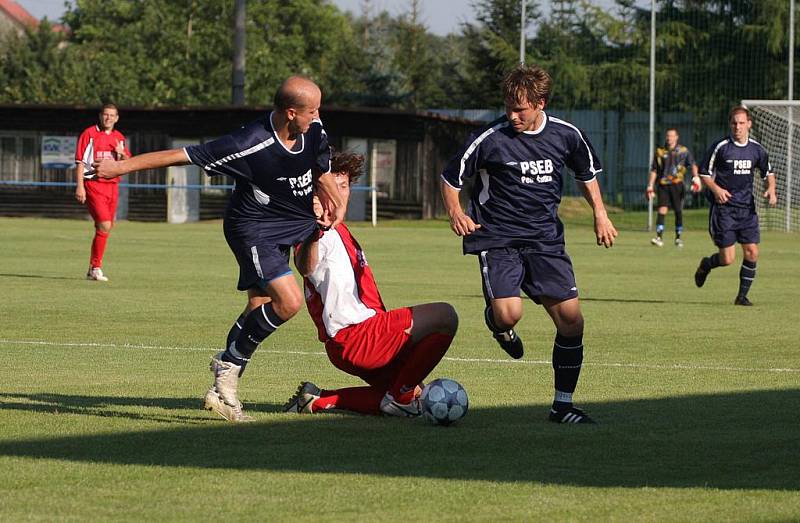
420, 378, 468, 426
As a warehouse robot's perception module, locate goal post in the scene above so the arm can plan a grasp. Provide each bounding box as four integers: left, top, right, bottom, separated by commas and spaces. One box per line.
742, 99, 800, 232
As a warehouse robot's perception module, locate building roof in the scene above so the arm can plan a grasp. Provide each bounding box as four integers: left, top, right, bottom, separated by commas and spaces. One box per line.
0, 0, 38, 29
0, 0, 68, 33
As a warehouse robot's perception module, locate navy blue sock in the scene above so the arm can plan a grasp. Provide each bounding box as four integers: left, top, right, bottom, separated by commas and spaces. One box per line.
656, 214, 665, 237
552, 333, 583, 411
737, 260, 757, 298
233, 303, 285, 358
225, 312, 247, 351
221, 304, 286, 377
701, 253, 721, 273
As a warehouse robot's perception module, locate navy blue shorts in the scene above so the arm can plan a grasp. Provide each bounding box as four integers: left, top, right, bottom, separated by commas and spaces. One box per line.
477, 247, 578, 304
225, 234, 293, 291
709, 204, 760, 248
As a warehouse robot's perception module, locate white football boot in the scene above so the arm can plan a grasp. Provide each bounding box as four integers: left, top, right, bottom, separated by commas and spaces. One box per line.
204, 352, 253, 422
379, 392, 422, 417
86, 267, 109, 281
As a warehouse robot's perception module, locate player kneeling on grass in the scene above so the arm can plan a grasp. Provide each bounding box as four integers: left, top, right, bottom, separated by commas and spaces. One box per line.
284, 152, 458, 417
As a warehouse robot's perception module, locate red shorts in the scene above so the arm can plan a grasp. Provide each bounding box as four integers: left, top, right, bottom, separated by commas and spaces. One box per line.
324, 307, 413, 389
84, 181, 119, 223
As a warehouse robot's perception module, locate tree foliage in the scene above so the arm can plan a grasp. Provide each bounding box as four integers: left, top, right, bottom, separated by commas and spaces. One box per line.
0, 0, 796, 116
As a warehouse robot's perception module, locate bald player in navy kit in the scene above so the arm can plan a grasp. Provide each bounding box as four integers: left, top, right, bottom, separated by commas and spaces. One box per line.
95, 76, 345, 422
694, 105, 777, 306
441, 64, 617, 424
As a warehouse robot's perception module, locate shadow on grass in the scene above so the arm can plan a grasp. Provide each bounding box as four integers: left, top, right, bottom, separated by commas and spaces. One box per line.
0, 389, 798, 490
0, 392, 284, 424
0, 273, 75, 281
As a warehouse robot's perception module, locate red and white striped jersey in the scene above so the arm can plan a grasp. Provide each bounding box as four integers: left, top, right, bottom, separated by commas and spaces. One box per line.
75, 125, 131, 184
304, 224, 386, 340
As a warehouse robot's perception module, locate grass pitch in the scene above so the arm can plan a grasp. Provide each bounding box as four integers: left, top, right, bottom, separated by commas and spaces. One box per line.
1, 212, 799, 522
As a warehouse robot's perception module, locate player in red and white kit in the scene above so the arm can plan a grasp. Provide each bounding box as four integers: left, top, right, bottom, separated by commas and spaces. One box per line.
74, 103, 131, 281
284, 152, 459, 417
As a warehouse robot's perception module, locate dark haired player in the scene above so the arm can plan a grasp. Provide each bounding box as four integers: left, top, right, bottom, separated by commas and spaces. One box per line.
74, 103, 132, 281
694, 106, 777, 306
440, 64, 617, 424
284, 152, 458, 417
646, 127, 700, 247
95, 76, 345, 422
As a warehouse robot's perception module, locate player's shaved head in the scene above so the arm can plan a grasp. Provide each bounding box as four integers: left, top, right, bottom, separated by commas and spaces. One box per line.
273, 76, 321, 111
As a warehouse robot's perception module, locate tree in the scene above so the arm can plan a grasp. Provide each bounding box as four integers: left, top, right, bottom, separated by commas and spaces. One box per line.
457, 0, 540, 108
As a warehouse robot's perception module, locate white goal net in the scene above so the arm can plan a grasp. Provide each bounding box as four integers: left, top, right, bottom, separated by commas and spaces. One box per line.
742, 100, 800, 232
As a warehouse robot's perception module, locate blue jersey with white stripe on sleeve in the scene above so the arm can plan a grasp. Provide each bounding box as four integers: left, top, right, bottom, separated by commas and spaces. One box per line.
700, 136, 772, 209
441, 112, 602, 254
185, 112, 331, 245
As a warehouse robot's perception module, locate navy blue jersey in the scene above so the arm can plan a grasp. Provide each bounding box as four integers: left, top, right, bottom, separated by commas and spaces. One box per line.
185, 113, 330, 244
441, 113, 602, 253
700, 136, 772, 209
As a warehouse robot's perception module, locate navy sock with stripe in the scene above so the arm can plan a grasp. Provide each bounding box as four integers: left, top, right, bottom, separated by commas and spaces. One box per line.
552, 332, 584, 411
223, 304, 286, 375
737, 260, 757, 298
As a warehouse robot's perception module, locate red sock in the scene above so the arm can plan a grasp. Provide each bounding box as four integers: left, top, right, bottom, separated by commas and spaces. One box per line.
311, 386, 384, 415
390, 333, 453, 403
90, 229, 109, 268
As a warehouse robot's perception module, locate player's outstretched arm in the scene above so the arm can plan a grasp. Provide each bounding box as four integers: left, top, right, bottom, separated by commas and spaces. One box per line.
440, 180, 480, 236
316, 172, 345, 229
94, 148, 190, 180
579, 179, 617, 248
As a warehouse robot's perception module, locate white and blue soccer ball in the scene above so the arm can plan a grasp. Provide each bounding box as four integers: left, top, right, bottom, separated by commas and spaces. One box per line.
420, 378, 468, 426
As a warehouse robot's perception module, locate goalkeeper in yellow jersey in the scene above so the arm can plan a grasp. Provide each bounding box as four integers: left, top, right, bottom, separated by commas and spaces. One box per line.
646, 128, 700, 247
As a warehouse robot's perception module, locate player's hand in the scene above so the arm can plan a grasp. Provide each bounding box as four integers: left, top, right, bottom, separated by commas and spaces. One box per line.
325, 198, 346, 230
313, 195, 333, 229
691, 177, 702, 193
312, 195, 324, 220
75, 185, 86, 204
114, 140, 125, 159
645, 186, 655, 200
764, 187, 777, 206
93, 158, 121, 179
448, 210, 481, 236
594, 213, 617, 248
713, 187, 731, 204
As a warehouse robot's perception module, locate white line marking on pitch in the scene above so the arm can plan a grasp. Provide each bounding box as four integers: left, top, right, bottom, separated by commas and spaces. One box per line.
1, 338, 798, 373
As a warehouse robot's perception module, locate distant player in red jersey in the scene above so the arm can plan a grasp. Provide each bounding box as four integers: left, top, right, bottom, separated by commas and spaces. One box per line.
74, 103, 131, 282
284, 152, 459, 417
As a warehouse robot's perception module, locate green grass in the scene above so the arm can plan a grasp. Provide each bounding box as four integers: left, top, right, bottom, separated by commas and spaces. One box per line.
1, 214, 799, 522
